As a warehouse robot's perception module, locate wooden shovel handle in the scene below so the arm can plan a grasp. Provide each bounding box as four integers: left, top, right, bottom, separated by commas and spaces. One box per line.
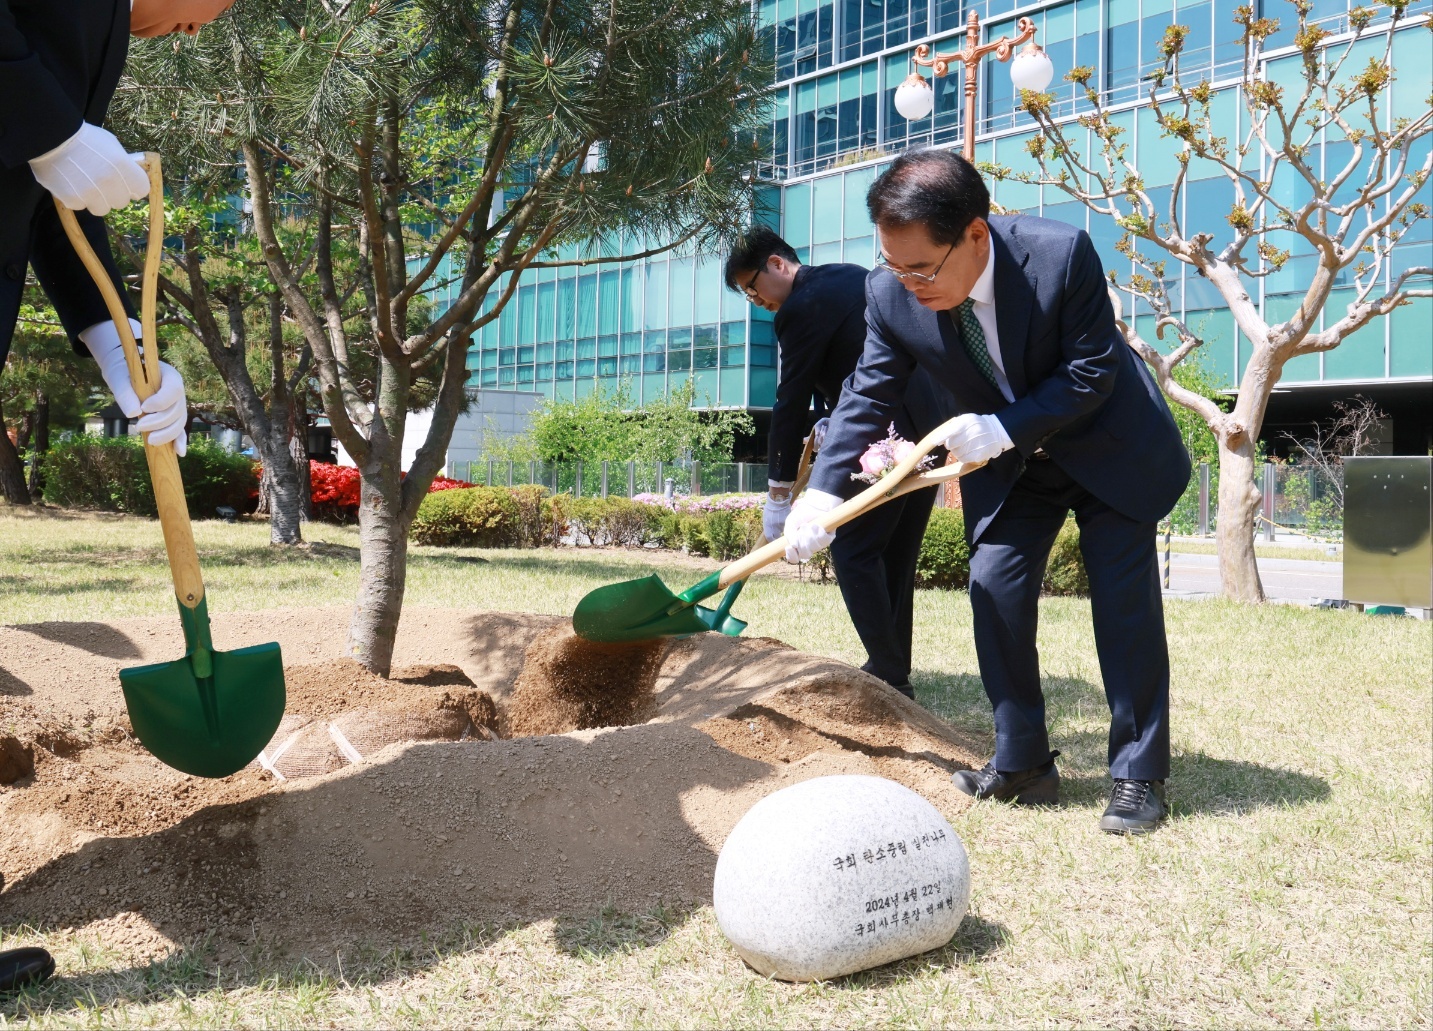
719, 415, 978, 590
55, 155, 206, 610
790, 431, 817, 499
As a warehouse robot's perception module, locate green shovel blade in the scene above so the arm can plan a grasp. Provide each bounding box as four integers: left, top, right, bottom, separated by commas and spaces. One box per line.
120, 598, 286, 779
573, 573, 750, 643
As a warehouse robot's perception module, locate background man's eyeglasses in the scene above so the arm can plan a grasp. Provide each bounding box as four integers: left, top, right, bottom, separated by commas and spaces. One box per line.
741, 267, 763, 301
876, 242, 956, 284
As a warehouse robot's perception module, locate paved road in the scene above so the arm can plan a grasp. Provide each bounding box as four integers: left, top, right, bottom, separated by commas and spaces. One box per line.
1162, 552, 1342, 603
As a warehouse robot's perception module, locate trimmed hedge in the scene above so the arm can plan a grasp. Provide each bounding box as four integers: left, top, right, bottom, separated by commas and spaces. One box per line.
42, 434, 258, 517
913, 508, 1089, 596
915, 508, 971, 589
1043, 517, 1090, 596
410, 486, 521, 546
567, 496, 666, 547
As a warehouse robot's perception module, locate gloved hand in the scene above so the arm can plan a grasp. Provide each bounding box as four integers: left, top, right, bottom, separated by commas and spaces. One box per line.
809, 418, 830, 452
943, 413, 1014, 465
80, 320, 189, 455
783, 489, 843, 563
28, 123, 148, 217
763, 480, 794, 541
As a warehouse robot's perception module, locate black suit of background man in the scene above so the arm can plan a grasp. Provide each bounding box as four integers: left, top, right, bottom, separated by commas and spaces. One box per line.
0, 0, 137, 364
768, 261, 954, 694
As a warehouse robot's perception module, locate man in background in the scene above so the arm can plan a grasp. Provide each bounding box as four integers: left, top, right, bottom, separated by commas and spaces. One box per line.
725, 227, 952, 701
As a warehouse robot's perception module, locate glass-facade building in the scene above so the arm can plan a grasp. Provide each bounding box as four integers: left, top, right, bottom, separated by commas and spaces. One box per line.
462, 0, 1432, 450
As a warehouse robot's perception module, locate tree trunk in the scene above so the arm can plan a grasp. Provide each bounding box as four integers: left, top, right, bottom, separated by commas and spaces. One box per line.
26, 395, 49, 499
265, 435, 306, 545
291, 411, 313, 521
0, 399, 31, 505
347, 465, 409, 677
1215, 436, 1266, 602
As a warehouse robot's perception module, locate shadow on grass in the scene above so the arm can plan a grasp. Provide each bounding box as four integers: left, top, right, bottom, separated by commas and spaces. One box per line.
552, 903, 686, 959
913, 669, 1331, 816
830, 913, 1010, 989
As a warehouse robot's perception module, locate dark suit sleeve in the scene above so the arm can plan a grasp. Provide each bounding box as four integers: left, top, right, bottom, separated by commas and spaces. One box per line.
0, 1, 86, 168
29, 200, 135, 352
807, 282, 917, 499
995, 230, 1122, 454
768, 305, 828, 482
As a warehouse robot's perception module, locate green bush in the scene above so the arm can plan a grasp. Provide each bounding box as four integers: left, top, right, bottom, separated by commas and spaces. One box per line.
916, 508, 971, 589
510, 485, 567, 547
411, 486, 520, 546
567, 497, 665, 547
42, 434, 258, 517
698, 509, 747, 561
1042, 517, 1089, 596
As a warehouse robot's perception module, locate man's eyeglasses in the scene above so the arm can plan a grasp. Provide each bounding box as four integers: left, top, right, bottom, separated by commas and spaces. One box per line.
876, 242, 956, 284
741, 267, 764, 302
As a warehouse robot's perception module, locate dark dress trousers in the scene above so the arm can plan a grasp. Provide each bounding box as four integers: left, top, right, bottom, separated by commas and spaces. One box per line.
771, 262, 954, 688
0, 0, 135, 366
811, 216, 1191, 778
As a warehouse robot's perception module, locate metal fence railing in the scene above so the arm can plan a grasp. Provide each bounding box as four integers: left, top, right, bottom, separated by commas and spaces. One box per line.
1168, 461, 1344, 541
448, 459, 773, 500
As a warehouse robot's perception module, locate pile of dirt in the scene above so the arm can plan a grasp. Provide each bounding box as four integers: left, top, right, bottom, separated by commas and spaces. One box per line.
257, 661, 499, 780
505, 628, 667, 736
0, 607, 986, 967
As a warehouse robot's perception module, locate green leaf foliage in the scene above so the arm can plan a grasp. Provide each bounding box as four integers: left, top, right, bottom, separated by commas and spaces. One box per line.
42, 436, 258, 517
525, 380, 754, 464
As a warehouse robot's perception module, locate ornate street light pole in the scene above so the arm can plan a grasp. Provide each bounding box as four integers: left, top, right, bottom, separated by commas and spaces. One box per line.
893, 12, 1055, 160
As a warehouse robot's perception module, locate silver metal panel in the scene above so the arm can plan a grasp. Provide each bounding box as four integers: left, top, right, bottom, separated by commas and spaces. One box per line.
1343, 456, 1433, 608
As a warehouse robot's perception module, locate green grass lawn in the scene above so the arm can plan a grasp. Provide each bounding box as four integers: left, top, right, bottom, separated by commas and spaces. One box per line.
1, 510, 1429, 1029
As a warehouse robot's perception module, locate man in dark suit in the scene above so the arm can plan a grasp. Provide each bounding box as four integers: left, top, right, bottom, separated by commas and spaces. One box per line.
785, 150, 1191, 834
725, 227, 951, 698
0, 0, 233, 995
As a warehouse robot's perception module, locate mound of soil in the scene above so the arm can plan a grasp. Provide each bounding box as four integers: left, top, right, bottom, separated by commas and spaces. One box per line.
259, 661, 499, 780
505, 628, 667, 737
0, 607, 986, 967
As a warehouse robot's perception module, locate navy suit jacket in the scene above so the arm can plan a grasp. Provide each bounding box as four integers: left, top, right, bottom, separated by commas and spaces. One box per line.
0, 0, 134, 363
811, 215, 1191, 542
770, 262, 953, 482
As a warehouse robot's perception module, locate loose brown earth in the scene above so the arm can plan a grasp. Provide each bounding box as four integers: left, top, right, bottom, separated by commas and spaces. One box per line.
0, 608, 983, 968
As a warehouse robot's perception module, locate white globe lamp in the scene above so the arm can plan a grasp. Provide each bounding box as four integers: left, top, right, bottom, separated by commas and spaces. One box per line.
1009, 43, 1055, 92
893, 72, 936, 122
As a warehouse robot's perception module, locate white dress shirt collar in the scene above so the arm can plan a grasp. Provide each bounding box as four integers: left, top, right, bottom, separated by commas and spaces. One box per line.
967, 234, 996, 307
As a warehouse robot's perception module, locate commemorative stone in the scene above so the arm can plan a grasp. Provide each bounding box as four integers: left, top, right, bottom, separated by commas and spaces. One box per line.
713, 774, 971, 981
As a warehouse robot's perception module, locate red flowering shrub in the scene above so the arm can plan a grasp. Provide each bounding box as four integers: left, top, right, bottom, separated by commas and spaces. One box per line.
310, 462, 362, 522
428, 475, 474, 492
308, 464, 475, 522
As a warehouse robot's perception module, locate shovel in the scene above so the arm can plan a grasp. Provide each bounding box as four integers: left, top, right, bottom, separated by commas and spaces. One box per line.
56, 154, 286, 778
573, 415, 976, 643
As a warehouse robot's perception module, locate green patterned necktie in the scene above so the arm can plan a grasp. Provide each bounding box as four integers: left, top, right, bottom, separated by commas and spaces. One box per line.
954, 298, 1001, 392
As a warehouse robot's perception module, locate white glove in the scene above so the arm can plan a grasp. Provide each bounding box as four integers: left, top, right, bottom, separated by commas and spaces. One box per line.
80, 320, 189, 456
810, 418, 830, 452
783, 489, 843, 563
943, 413, 1014, 465
28, 123, 148, 217
763, 480, 793, 541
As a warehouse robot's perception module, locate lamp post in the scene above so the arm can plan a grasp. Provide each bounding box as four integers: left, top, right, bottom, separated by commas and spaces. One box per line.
893, 12, 1055, 160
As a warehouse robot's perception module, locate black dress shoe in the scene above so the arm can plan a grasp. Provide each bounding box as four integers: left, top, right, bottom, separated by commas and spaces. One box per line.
889, 683, 916, 700
951, 751, 1060, 805
1100, 779, 1167, 834
0, 947, 54, 994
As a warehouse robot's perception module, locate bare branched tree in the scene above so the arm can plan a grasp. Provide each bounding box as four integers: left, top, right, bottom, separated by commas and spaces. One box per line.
1282, 394, 1388, 511
994, 0, 1430, 600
